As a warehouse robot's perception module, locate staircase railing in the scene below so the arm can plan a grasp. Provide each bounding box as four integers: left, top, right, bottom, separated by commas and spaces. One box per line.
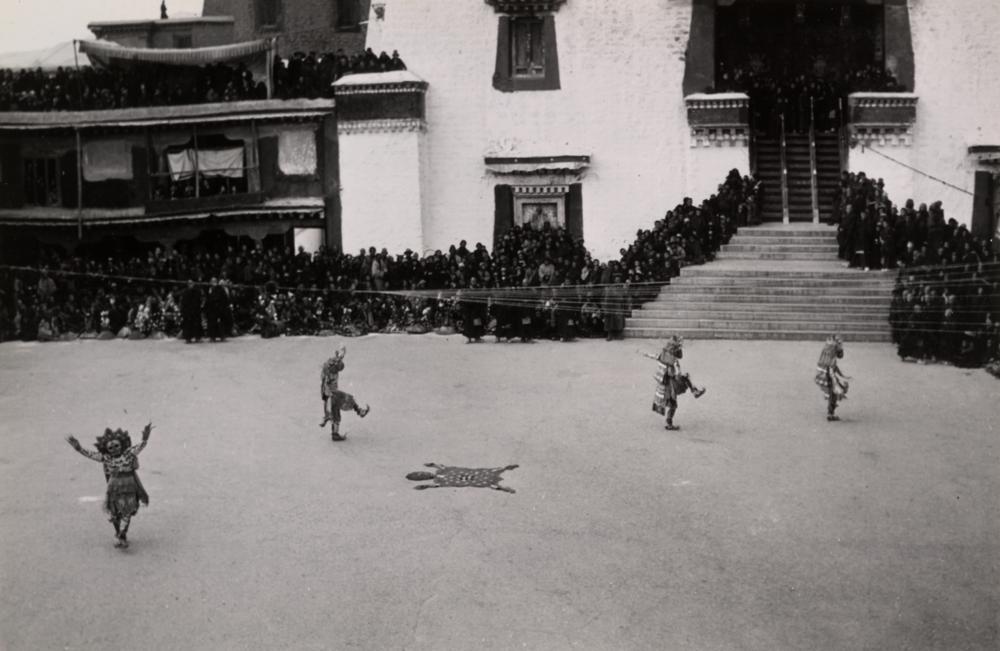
779, 113, 790, 224
809, 96, 820, 224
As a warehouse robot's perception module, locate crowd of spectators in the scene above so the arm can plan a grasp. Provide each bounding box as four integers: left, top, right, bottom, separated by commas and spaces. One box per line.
0, 48, 406, 111
714, 60, 906, 133
0, 170, 761, 345
828, 171, 999, 368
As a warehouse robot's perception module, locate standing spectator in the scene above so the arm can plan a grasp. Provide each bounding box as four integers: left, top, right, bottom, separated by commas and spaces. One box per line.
180, 280, 203, 343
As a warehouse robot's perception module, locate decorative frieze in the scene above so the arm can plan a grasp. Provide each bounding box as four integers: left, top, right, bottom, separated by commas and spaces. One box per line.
485, 0, 567, 14
511, 184, 569, 196
690, 127, 749, 148
848, 92, 917, 131
333, 70, 428, 124
685, 93, 750, 128
967, 145, 1000, 166
337, 118, 426, 135
850, 126, 914, 147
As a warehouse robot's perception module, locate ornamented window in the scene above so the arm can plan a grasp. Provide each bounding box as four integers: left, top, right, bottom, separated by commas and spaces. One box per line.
512, 18, 545, 78
488, 0, 564, 92
513, 185, 567, 228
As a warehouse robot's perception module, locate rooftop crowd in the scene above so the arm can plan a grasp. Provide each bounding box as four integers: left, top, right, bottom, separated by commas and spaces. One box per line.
829, 171, 1000, 368
0, 48, 406, 111
0, 170, 761, 345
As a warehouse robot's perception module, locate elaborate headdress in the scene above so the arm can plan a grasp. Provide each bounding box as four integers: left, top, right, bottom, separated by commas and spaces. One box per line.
663, 335, 684, 357
94, 427, 132, 455
818, 335, 844, 367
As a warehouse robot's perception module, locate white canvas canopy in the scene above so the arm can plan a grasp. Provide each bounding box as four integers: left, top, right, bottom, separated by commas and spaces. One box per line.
78, 39, 275, 97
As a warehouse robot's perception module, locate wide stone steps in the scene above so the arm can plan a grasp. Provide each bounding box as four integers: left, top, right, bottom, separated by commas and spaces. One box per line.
647, 291, 889, 303
628, 318, 890, 333
632, 310, 889, 322
722, 243, 838, 254
625, 327, 891, 342
625, 222, 892, 341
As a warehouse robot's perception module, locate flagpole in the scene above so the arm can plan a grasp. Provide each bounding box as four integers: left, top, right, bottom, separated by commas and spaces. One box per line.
72, 39, 83, 109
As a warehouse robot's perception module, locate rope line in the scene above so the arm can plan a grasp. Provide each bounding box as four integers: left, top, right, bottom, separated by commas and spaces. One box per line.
859, 144, 976, 197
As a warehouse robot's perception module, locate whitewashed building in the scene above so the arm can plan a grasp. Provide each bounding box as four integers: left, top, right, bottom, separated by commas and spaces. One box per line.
333, 0, 1000, 259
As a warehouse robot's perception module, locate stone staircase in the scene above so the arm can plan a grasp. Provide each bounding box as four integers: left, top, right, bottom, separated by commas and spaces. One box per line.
624, 224, 896, 341
755, 133, 841, 222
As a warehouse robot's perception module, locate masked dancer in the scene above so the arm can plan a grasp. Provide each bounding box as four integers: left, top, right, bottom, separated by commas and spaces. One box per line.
642, 336, 706, 430
66, 422, 153, 548
320, 346, 370, 441
815, 335, 849, 421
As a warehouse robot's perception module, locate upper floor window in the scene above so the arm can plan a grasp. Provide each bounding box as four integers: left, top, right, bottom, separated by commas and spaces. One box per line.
512, 18, 545, 78
492, 14, 560, 92
257, 0, 281, 29
336, 0, 361, 29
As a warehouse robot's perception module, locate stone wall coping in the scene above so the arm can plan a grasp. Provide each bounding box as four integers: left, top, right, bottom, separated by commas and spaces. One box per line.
685, 92, 750, 102
848, 92, 919, 106
333, 70, 428, 92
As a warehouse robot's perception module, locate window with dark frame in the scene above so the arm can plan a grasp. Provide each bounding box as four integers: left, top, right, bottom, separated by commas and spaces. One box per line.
148, 132, 254, 203
336, 0, 361, 29
511, 17, 545, 78
492, 13, 560, 92
23, 157, 60, 207
257, 0, 280, 28
172, 33, 193, 48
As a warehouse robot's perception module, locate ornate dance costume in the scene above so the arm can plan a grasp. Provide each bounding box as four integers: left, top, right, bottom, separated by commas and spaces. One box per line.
648, 336, 705, 430
68, 425, 152, 548
815, 336, 849, 421
320, 347, 369, 440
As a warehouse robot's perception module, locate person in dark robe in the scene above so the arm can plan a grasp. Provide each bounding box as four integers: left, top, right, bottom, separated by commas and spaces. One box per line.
180, 279, 203, 343
457, 289, 487, 343
553, 283, 578, 342
602, 271, 629, 341
204, 277, 227, 342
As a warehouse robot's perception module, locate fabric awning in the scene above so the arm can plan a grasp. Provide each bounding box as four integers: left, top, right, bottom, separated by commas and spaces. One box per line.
79, 39, 272, 66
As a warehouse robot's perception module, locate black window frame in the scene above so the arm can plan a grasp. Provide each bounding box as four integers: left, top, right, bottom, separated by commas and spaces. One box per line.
493, 14, 560, 92
256, 0, 282, 30
336, 0, 362, 31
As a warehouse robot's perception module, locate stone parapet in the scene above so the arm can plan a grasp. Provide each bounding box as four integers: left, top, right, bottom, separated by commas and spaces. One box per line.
685, 93, 749, 147
848, 92, 918, 147
332, 70, 427, 124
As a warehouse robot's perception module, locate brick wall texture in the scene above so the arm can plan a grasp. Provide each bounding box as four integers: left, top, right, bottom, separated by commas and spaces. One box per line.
201, 0, 370, 56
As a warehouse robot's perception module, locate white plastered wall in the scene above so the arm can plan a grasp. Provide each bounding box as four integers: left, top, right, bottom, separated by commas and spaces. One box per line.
367, 0, 704, 261
338, 128, 424, 254
853, 0, 1000, 224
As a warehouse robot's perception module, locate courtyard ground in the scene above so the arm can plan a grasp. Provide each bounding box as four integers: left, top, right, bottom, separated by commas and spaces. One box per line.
0, 335, 997, 650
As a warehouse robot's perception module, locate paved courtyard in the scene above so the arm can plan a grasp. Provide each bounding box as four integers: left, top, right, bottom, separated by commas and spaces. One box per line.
0, 335, 997, 650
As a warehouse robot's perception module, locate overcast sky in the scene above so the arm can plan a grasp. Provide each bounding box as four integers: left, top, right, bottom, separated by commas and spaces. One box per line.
0, 0, 205, 54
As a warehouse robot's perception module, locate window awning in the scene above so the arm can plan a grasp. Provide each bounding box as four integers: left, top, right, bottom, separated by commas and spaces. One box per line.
484, 155, 590, 175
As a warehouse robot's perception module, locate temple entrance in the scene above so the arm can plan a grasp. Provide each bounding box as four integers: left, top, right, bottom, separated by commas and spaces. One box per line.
716, 0, 891, 135
711, 1, 904, 222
